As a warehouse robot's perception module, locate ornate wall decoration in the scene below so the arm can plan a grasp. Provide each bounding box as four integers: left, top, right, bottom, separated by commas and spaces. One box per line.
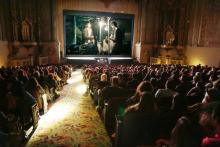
100, 0, 116, 8
5, 0, 56, 65
158, 0, 188, 47
21, 18, 32, 41
165, 25, 175, 46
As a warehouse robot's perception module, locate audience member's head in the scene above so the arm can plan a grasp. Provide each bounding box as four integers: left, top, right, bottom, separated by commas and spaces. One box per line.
193, 75, 201, 85
100, 73, 108, 82
165, 79, 176, 90
203, 88, 220, 103
138, 92, 159, 114
111, 76, 119, 86
180, 74, 188, 83
171, 93, 187, 113
150, 78, 158, 90
171, 116, 203, 147
136, 81, 153, 94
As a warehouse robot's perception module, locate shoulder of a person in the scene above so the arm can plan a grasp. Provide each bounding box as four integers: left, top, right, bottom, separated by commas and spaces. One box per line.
102, 85, 111, 91
157, 89, 165, 93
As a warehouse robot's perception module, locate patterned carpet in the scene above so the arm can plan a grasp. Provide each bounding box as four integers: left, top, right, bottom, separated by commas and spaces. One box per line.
26, 69, 111, 147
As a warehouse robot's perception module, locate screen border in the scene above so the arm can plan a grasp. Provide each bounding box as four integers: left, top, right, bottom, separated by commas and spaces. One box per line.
63, 10, 134, 58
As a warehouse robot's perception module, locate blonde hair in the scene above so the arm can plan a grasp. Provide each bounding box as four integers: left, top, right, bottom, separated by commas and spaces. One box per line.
101, 73, 107, 81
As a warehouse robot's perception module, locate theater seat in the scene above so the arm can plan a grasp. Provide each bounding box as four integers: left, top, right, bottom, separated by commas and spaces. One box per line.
103, 97, 127, 133
31, 103, 39, 129
115, 113, 159, 147
22, 103, 39, 139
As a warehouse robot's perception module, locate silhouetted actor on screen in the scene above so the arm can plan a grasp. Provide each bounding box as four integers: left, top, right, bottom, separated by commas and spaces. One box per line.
83, 22, 95, 44
82, 22, 97, 54
110, 21, 123, 54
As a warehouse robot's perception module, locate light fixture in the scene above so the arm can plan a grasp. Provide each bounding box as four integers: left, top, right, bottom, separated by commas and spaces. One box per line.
99, 20, 104, 27
104, 26, 108, 31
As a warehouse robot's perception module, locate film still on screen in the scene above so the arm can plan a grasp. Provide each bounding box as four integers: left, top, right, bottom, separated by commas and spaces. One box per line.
64, 11, 133, 56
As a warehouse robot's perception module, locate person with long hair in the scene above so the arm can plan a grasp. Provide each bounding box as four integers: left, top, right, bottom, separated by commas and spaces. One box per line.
25, 77, 46, 113
126, 81, 154, 106
125, 91, 159, 116
202, 102, 220, 147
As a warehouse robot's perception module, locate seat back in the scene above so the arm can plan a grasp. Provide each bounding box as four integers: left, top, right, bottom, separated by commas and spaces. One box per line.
42, 94, 48, 114
115, 113, 158, 147
31, 103, 39, 129
104, 97, 127, 132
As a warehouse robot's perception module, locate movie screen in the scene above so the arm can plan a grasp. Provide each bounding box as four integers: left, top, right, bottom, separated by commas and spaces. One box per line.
64, 11, 134, 56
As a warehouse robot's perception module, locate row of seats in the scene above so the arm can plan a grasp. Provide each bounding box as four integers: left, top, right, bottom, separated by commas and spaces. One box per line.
0, 64, 73, 146
83, 64, 220, 147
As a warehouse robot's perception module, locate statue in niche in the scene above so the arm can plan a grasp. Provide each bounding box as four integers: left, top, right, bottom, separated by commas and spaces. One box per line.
21, 17, 32, 41
165, 25, 175, 46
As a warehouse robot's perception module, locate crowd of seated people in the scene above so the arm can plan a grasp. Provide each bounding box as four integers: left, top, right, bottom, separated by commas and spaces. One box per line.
83, 64, 220, 147
0, 64, 73, 146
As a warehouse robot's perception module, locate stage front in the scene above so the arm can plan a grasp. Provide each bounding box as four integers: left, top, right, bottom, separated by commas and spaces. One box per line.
65, 56, 134, 65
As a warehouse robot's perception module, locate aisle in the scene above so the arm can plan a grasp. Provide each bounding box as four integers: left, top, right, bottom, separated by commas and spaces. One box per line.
26, 69, 111, 147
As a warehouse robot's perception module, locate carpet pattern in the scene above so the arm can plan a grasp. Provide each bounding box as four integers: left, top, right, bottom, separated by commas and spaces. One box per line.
26, 69, 111, 147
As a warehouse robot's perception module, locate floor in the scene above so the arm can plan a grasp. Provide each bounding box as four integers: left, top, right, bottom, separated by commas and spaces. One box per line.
26, 69, 111, 147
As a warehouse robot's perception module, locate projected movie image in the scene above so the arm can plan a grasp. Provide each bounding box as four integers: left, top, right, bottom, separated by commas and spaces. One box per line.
64, 11, 133, 56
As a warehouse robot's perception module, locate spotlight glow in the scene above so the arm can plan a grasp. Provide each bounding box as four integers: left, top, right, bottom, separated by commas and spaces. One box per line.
46, 103, 70, 120
75, 84, 87, 94
71, 71, 81, 75
104, 26, 108, 31
33, 102, 74, 136
42, 94, 48, 113
191, 58, 204, 66
99, 20, 104, 27
67, 75, 83, 84
42, 94, 47, 100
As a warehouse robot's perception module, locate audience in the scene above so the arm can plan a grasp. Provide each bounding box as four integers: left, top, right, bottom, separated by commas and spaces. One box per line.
99, 76, 126, 108
83, 63, 220, 146
1, 63, 220, 146
155, 79, 177, 108
0, 64, 73, 146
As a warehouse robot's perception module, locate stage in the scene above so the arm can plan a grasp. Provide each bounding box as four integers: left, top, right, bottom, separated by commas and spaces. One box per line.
65, 56, 134, 65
